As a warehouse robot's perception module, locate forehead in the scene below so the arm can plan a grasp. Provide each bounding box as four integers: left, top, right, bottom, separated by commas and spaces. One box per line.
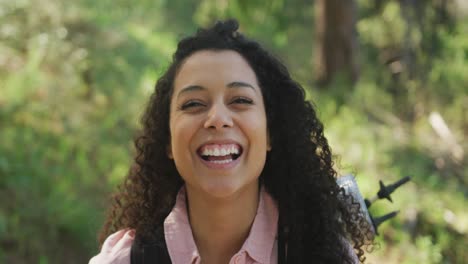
173, 50, 258, 90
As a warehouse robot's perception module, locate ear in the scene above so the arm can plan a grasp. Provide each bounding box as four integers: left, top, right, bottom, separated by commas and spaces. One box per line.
167, 144, 173, 159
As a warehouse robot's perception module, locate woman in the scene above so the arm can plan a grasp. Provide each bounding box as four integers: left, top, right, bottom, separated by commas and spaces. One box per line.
90, 19, 370, 264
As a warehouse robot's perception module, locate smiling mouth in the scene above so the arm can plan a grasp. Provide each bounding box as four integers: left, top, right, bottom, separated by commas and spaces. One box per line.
197, 144, 243, 164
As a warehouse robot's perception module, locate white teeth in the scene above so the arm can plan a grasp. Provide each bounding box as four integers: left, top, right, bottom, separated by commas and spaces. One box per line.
200, 144, 241, 157
210, 159, 233, 164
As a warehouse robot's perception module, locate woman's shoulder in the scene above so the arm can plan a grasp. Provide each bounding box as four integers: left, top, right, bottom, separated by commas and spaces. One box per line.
89, 229, 135, 264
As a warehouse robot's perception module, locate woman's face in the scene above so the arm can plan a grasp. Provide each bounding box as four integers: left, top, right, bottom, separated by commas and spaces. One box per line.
169, 50, 270, 198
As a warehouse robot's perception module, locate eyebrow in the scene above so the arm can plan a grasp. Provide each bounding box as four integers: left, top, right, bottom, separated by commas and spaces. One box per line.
177, 81, 257, 99
226, 81, 256, 91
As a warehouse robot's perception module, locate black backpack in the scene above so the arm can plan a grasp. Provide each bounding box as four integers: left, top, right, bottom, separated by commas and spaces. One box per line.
130, 225, 172, 264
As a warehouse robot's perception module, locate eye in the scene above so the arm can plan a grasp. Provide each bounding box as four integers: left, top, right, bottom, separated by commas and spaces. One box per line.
180, 100, 206, 110
231, 97, 253, 105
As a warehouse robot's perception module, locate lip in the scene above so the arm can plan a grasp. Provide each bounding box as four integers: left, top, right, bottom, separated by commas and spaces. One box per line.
196, 139, 244, 170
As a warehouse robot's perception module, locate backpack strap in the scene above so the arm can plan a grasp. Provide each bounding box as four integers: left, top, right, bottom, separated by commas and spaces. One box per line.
130, 225, 172, 264
277, 213, 287, 264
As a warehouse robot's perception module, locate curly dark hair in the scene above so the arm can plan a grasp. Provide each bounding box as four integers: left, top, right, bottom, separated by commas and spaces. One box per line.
99, 19, 372, 263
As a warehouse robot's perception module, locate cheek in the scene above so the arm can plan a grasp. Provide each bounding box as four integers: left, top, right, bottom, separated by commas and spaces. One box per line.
245, 113, 269, 148
170, 117, 198, 158
243, 113, 269, 178
257, 109, 269, 140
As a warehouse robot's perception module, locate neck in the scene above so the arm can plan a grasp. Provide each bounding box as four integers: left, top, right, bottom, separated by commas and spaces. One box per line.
186, 182, 260, 264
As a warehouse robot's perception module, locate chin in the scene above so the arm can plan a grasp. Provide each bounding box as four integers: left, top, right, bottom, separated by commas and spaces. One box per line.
201, 182, 244, 198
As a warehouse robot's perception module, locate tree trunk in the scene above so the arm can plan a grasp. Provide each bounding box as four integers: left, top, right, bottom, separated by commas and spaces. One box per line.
314, 0, 359, 87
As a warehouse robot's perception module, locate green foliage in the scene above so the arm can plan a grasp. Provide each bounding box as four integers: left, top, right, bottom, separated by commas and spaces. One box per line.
0, 0, 466, 263
0, 0, 175, 262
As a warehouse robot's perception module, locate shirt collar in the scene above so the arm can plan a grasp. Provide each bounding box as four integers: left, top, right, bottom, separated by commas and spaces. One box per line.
164, 185, 279, 264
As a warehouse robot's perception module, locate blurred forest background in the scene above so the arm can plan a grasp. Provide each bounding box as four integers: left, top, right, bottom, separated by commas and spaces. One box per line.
0, 0, 467, 263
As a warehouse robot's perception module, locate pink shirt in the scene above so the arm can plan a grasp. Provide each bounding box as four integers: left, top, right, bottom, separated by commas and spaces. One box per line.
89, 186, 279, 264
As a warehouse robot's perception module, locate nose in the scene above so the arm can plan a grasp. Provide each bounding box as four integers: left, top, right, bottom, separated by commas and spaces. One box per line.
204, 102, 234, 130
